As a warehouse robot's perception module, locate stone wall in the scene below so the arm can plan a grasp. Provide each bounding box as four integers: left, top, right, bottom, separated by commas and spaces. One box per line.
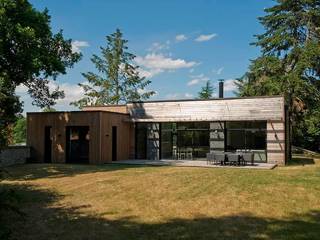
0, 146, 30, 167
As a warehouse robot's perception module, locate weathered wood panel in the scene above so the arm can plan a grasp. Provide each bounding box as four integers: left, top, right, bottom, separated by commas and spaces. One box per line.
266, 120, 285, 165
83, 105, 128, 114
127, 96, 285, 122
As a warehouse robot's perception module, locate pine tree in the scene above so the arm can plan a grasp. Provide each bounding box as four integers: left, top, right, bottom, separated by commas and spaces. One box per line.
198, 81, 214, 99
71, 29, 155, 108
236, 0, 320, 150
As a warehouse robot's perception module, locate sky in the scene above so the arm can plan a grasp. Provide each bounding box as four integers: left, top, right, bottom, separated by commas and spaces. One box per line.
18, 0, 275, 113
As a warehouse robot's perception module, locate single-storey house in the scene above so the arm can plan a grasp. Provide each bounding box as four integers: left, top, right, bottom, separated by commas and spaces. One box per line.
27, 84, 289, 166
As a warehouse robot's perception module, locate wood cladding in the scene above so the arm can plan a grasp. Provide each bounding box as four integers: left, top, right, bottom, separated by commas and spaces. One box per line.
83, 105, 128, 114
127, 96, 285, 122
27, 111, 134, 164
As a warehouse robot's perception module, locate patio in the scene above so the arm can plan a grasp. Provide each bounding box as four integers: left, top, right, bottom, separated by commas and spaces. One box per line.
108, 159, 277, 170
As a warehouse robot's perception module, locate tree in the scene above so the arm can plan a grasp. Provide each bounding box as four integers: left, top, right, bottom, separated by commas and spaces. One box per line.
13, 116, 27, 144
0, 0, 81, 149
198, 80, 214, 99
42, 107, 57, 112
71, 29, 155, 108
236, 0, 320, 151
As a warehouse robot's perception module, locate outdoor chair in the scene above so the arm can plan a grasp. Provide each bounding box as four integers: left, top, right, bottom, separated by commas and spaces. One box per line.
172, 148, 178, 160
186, 150, 193, 160
242, 152, 254, 166
213, 152, 225, 165
227, 153, 240, 166
206, 153, 214, 165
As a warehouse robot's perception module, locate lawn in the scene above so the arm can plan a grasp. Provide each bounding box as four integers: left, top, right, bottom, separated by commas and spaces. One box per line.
1, 155, 320, 240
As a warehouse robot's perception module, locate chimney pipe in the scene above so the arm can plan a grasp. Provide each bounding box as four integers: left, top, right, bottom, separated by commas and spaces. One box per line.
218, 79, 224, 98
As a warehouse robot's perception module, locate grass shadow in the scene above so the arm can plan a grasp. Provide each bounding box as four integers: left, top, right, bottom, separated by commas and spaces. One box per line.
1, 183, 320, 240
289, 155, 316, 166
3, 163, 162, 181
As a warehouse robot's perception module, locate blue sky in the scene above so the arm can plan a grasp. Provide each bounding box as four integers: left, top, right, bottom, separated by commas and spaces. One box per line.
19, 0, 275, 113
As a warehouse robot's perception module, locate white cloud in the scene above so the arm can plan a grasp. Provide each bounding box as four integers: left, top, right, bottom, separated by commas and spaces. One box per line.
15, 84, 28, 94
136, 53, 197, 70
71, 40, 89, 53
212, 67, 224, 75
195, 33, 217, 42
223, 79, 237, 92
189, 68, 195, 73
175, 34, 188, 42
138, 68, 163, 78
137, 88, 158, 96
187, 74, 209, 86
15, 80, 85, 112
184, 93, 193, 98
166, 92, 194, 100
136, 53, 197, 79
148, 41, 170, 52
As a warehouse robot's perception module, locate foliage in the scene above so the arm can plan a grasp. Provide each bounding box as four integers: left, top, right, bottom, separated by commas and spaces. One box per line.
71, 29, 155, 108
42, 107, 57, 112
236, 0, 320, 150
12, 116, 27, 144
0, 0, 80, 150
198, 80, 215, 99
0, 80, 22, 148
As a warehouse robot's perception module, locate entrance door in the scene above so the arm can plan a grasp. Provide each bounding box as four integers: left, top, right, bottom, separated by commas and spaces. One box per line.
44, 126, 52, 163
112, 126, 117, 161
66, 126, 89, 163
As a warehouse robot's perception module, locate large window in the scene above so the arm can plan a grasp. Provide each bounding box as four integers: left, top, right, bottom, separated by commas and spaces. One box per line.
226, 121, 267, 161
160, 122, 210, 159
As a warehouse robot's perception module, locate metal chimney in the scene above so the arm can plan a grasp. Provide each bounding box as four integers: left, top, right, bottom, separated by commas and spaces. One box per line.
218, 79, 224, 98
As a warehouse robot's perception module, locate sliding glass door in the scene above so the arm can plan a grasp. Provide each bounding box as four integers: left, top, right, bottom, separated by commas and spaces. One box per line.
160, 122, 210, 159
226, 121, 267, 162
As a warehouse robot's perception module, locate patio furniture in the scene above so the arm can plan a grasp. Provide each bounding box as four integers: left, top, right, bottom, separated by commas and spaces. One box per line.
206, 153, 214, 165
242, 152, 254, 166
186, 148, 193, 160
214, 152, 225, 165
172, 147, 178, 160
179, 149, 186, 160
227, 153, 240, 166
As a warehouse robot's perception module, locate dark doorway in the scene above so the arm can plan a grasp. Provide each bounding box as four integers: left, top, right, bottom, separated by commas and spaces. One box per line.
44, 126, 52, 163
135, 123, 147, 159
112, 126, 117, 161
66, 126, 89, 164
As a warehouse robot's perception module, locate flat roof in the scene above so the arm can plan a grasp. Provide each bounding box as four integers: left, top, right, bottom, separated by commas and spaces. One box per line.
27, 110, 129, 116
128, 95, 284, 104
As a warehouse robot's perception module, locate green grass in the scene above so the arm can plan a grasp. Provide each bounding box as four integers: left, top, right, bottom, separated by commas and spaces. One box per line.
1, 155, 320, 240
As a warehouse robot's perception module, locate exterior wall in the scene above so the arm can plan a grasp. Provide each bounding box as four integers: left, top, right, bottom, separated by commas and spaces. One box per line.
266, 120, 286, 165
27, 112, 102, 164
0, 146, 30, 167
27, 111, 133, 164
83, 105, 128, 114
100, 112, 134, 162
128, 96, 285, 122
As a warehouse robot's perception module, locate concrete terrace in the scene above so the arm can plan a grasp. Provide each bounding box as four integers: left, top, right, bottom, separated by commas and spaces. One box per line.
108, 160, 277, 170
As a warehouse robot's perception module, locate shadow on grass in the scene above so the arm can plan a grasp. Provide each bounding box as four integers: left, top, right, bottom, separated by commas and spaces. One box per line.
1, 183, 320, 240
289, 156, 315, 166
4, 163, 160, 181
